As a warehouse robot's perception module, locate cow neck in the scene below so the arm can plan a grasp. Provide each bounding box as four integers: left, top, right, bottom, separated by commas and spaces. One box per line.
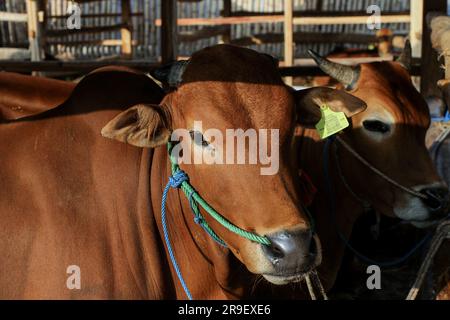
297, 128, 364, 289
298, 128, 365, 218
151, 146, 253, 299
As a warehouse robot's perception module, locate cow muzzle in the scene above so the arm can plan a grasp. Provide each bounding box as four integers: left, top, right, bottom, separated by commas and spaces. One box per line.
394, 183, 450, 228
261, 229, 321, 285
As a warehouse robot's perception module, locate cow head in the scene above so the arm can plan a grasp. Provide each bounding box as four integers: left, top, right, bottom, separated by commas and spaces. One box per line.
309, 41, 450, 227
100, 45, 366, 285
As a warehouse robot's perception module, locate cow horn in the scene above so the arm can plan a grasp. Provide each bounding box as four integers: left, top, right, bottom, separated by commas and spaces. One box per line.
308, 49, 360, 90
396, 39, 412, 71
150, 60, 189, 88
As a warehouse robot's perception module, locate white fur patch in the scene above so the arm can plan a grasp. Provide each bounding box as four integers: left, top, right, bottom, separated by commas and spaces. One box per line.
393, 182, 447, 228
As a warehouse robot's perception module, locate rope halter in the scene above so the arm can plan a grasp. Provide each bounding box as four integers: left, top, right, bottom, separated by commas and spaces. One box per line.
160, 142, 271, 299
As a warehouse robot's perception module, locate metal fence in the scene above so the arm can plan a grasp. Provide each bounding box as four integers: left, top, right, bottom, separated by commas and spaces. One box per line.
0, 0, 410, 61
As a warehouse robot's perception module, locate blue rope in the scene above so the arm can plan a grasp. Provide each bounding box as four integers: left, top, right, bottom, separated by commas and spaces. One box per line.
161, 170, 193, 300
161, 169, 228, 300
322, 137, 431, 268
431, 109, 450, 123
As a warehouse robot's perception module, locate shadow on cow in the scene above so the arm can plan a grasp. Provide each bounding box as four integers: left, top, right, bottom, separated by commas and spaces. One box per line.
290, 41, 450, 300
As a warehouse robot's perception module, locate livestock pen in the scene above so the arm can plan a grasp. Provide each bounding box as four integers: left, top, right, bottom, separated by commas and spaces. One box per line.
0, 1, 444, 95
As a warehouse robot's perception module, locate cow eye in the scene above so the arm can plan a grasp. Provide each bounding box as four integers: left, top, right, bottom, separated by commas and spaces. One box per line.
363, 120, 390, 133
189, 130, 210, 147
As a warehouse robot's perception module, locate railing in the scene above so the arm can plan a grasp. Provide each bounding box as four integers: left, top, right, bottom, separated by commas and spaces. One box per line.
0, 10, 29, 60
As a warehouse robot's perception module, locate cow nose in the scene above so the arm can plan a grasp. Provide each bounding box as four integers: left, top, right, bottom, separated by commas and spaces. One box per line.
420, 187, 450, 218
262, 229, 317, 273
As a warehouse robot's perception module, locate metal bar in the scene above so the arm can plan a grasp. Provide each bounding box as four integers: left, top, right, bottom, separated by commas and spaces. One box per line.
0, 12, 27, 22
161, 0, 177, 63
154, 14, 411, 26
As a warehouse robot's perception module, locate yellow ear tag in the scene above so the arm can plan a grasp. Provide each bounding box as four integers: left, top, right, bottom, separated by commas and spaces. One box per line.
315, 105, 349, 139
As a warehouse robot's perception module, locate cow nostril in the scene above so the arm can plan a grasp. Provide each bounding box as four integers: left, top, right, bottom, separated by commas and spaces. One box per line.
263, 242, 285, 263
420, 187, 450, 220
423, 192, 442, 210
262, 229, 315, 270
270, 245, 284, 259
420, 187, 450, 213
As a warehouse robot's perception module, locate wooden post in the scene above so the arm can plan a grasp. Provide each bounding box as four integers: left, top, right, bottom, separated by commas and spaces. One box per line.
283, 0, 294, 86
221, 0, 232, 44
121, 0, 132, 59
410, 0, 423, 58
161, 0, 177, 64
26, 0, 44, 62
38, 0, 47, 54
420, 0, 447, 97
315, 0, 323, 11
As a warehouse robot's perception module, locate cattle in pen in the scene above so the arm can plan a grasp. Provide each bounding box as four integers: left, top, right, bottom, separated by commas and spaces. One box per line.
293, 41, 450, 293
0, 45, 369, 299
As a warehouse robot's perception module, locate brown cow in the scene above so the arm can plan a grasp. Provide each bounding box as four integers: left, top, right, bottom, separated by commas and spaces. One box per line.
0, 45, 366, 299
295, 42, 450, 292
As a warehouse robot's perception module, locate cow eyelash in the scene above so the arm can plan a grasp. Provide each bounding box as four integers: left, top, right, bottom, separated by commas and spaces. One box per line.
189, 130, 210, 147
363, 120, 390, 134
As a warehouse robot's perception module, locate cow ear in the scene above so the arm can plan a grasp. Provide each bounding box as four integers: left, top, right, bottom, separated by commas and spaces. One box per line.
101, 104, 171, 148
295, 87, 367, 127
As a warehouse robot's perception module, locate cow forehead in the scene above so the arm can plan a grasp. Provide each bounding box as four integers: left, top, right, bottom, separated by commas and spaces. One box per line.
355, 62, 430, 124
165, 45, 295, 134
170, 80, 295, 135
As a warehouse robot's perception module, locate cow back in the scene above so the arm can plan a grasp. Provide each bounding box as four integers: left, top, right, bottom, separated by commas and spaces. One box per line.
0, 67, 172, 299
